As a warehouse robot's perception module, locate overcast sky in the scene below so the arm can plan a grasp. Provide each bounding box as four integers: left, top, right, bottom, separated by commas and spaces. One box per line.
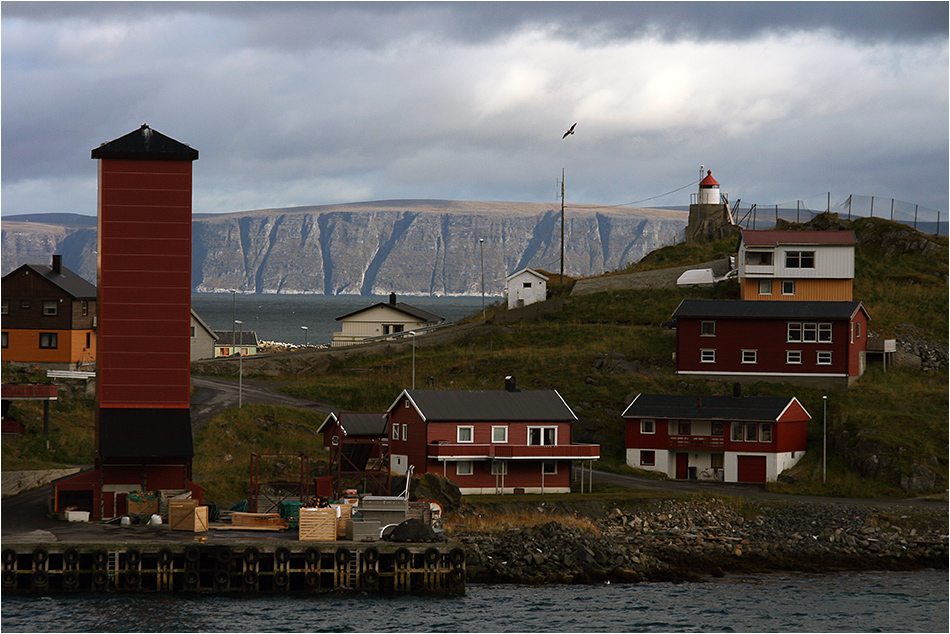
2, 1, 947, 218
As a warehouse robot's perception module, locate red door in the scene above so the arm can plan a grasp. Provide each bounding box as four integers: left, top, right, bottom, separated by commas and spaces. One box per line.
675, 453, 689, 479
737, 455, 767, 483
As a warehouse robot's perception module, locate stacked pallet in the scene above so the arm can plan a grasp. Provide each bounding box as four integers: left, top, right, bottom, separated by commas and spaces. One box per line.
299, 508, 337, 541
230, 512, 289, 530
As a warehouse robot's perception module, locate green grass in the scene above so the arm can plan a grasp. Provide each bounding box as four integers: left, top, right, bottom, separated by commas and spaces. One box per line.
1, 397, 96, 469
191, 403, 329, 507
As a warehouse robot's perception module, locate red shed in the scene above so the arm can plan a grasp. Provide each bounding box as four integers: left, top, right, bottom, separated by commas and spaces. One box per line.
54, 125, 201, 519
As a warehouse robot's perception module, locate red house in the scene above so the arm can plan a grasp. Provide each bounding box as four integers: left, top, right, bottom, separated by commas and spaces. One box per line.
386, 381, 600, 494
54, 125, 201, 519
317, 411, 391, 497
623, 393, 811, 483
672, 298, 870, 387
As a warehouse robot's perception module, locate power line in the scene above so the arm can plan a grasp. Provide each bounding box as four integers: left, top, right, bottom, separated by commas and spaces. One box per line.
566, 178, 700, 211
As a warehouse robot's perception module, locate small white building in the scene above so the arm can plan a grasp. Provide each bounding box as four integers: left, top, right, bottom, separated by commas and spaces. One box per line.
190, 310, 218, 361
505, 268, 548, 309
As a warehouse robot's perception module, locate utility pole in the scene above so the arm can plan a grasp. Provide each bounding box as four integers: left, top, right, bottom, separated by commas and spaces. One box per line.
560, 167, 565, 283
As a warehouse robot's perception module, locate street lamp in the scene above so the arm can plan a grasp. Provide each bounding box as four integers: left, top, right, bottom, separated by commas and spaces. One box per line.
479, 238, 485, 320
409, 331, 416, 390
235, 320, 243, 408
301, 326, 309, 347
822, 395, 827, 484
229, 289, 236, 357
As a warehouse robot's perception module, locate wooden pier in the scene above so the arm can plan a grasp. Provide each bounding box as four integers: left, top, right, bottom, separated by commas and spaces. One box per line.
1, 542, 466, 595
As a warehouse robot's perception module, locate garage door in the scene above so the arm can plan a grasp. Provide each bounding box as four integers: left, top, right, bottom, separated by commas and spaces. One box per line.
736, 455, 767, 483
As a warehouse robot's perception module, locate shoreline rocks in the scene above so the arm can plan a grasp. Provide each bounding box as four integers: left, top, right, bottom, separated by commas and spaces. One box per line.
452, 498, 948, 584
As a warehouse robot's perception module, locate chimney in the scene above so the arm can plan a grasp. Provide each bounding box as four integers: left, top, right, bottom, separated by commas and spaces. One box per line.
733, 382, 743, 398
389, 292, 397, 306
52, 254, 62, 275
504, 375, 518, 392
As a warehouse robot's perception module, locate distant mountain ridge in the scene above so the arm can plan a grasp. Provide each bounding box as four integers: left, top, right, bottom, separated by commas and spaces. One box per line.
1, 200, 687, 296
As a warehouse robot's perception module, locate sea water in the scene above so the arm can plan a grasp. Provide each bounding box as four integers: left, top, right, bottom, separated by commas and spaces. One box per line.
191, 294, 493, 347
1, 570, 947, 632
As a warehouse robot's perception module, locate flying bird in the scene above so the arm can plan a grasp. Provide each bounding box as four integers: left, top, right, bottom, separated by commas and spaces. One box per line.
562, 123, 576, 139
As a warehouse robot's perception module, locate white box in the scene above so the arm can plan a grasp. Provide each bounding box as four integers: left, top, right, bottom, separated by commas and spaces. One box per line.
66, 510, 89, 522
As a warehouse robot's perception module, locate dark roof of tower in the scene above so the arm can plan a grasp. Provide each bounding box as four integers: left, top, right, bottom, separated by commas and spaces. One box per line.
91, 124, 199, 161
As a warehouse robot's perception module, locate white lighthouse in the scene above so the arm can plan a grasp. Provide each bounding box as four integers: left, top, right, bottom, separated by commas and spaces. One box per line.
698, 170, 721, 205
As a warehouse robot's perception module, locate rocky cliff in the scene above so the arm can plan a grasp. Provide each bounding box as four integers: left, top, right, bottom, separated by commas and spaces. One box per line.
2, 200, 686, 296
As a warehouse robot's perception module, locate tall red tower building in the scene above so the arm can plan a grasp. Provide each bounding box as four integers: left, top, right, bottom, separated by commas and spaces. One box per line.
55, 125, 202, 519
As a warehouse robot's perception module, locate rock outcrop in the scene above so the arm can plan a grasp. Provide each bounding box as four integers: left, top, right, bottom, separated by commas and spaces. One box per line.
454, 498, 948, 584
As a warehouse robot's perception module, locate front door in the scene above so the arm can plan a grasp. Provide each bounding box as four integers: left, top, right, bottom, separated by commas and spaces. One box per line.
675, 452, 689, 480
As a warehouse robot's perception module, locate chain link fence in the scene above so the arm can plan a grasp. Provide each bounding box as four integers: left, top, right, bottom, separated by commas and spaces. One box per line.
732, 193, 946, 236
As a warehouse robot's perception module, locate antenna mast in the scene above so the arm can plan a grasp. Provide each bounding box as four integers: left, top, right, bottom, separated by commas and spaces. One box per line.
560, 167, 565, 282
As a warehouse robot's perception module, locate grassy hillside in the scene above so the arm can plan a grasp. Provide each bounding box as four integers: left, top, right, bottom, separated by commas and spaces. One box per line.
4, 216, 946, 504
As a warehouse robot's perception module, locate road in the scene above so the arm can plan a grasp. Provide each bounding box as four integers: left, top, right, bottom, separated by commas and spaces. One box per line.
190, 376, 333, 430
584, 467, 948, 508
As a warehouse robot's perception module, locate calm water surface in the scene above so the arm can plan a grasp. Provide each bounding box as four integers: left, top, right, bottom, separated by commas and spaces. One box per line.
192, 294, 494, 347
2, 570, 947, 633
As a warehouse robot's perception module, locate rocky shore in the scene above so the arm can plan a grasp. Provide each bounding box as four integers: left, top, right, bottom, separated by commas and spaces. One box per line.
451, 498, 948, 584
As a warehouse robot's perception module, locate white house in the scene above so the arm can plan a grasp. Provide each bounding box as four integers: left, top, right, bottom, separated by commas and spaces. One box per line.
190, 310, 218, 361
505, 268, 548, 309
331, 293, 443, 347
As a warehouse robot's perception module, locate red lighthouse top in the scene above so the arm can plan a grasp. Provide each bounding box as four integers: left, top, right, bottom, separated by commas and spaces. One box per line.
699, 170, 719, 187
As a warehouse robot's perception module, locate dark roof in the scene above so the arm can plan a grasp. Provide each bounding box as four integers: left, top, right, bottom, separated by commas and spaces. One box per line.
214, 331, 260, 346
99, 408, 194, 458
622, 394, 807, 422
316, 411, 388, 437
91, 124, 199, 161
741, 229, 856, 246
4, 262, 98, 300
672, 299, 868, 321
336, 302, 443, 323
393, 389, 577, 422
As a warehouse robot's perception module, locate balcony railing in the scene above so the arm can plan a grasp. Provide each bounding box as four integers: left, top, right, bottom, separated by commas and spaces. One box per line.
667, 435, 724, 449
427, 442, 600, 460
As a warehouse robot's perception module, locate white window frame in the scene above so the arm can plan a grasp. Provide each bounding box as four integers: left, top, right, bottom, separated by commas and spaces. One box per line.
392, 424, 400, 441
490, 461, 508, 476
700, 349, 716, 364
542, 461, 557, 475
781, 280, 795, 295
640, 419, 655, 434
402, 423, 408, 442
855, 322, 862, 338
817, 351, 833, 365
745, 423, 758, 442
528, 426, 557, 446
758, 280, 772, 295
785, 250, 815, 268
491, 426, 508, 443
1, 300, 7, 314
456, 461, 473, 476
760, 423, 773, 443
741, 349, 757, 364
731, 423, 744, 442
818, 323, 832, 343
700, 321, 716, 337
640, 450, 655, 466
787, 350, 802, 365
457, 426, 474, 443
42, 300, 58, 316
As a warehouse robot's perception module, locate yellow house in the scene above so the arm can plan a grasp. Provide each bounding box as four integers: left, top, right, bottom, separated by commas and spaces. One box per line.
332, 293, 443, 347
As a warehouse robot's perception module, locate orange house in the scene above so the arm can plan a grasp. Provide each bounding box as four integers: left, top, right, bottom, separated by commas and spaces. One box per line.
738, 230, 856, 301
2, 255, 97, 368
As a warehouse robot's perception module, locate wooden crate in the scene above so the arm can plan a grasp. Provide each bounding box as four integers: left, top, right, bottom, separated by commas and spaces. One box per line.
127, 497, 159, 515
331, 503, 353, 538
169, 501, 208, 532
299, 507, 337, 541
231, 512, 289, 530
